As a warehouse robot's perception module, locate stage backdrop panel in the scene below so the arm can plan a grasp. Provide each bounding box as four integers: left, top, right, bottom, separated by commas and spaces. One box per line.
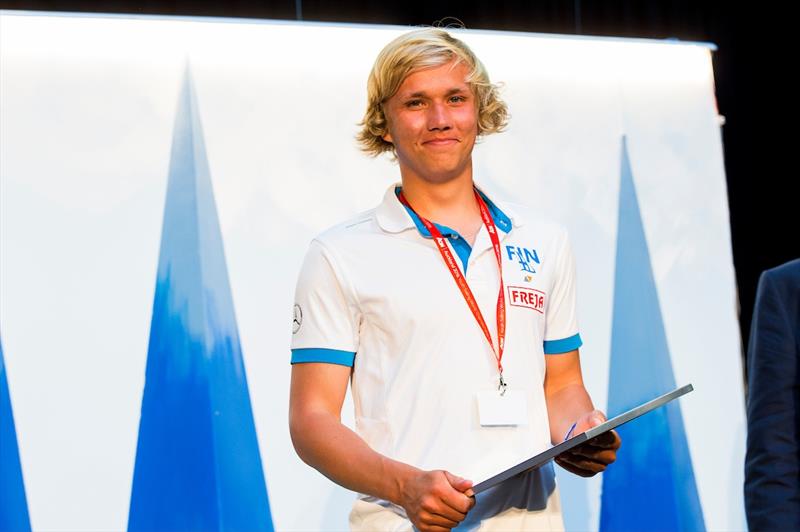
0, 11, 744, 531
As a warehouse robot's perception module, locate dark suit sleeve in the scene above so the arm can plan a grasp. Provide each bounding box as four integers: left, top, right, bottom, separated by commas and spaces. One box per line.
745, 268, 800, 531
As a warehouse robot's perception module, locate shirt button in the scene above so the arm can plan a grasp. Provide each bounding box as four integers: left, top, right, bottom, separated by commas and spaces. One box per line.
452, 235, 459, 240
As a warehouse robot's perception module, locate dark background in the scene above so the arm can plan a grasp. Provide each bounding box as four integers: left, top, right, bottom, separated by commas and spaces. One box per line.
2, 1, 796, 381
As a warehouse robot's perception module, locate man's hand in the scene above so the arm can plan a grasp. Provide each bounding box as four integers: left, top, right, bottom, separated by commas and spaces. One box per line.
291, 364, 473, 530
399, 470, 475, 532
555, 409, 621, 477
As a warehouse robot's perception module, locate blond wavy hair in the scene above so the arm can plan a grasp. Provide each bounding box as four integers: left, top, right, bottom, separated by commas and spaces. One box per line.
356, 28, 509, 157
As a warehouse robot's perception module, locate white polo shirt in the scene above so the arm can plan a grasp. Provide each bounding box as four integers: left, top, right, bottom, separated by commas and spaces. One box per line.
291, 183, 581, 531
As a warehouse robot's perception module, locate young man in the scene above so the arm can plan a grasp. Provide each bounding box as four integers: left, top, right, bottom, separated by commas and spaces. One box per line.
289, 28, 620, 531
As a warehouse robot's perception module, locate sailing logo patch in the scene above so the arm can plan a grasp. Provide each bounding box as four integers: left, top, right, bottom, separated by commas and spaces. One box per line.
508, 286, 546, 314
505, 245, 540, 274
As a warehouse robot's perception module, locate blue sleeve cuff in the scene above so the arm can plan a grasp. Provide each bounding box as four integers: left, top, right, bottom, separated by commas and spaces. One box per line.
543, 333, 583, 354
291, 348, 356, 367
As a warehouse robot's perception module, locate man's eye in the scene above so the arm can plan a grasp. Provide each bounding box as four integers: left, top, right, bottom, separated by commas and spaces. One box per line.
449, 95, 467, 103
406, 99, 423, 108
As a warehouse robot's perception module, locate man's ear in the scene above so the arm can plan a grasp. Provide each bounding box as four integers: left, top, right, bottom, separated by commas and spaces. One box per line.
382, 130, 393, 143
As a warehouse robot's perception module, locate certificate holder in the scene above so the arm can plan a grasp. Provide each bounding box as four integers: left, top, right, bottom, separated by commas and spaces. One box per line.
471, 383, 695, 494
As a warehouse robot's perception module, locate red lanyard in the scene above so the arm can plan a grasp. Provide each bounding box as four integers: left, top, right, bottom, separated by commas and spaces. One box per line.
397, 189, 508, 394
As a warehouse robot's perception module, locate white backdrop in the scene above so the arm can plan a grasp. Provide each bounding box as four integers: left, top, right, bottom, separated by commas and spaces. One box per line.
0, 11, 744, 531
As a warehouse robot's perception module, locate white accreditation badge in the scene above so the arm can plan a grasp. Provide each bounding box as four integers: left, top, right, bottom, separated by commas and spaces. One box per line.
477, 389, 528, 426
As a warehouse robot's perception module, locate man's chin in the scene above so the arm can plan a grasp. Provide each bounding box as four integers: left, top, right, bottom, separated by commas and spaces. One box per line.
413, 169, 467, 184
402, 161, 472, 184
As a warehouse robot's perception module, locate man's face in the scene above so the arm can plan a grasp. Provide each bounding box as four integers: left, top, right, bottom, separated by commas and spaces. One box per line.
382, 59, 478, 184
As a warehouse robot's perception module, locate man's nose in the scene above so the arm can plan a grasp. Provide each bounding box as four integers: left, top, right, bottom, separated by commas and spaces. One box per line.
427, 102, 452, 131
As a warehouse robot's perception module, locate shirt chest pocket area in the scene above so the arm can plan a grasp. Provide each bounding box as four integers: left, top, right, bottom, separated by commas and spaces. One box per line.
354, 242, 497, 335
504, 281, 548, 345
358, 271, 470, 334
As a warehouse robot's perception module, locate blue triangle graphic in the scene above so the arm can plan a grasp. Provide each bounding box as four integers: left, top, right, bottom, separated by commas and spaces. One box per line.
128, 69, 274, 531
0, 337, 32, 532
599, 137, 705, 532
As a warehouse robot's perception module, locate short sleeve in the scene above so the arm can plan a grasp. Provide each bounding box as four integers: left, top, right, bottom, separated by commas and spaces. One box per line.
542, 228, 583, 354
290, 239, 360, 366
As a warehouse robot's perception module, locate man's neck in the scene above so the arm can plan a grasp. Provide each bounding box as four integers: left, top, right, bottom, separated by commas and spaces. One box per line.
400, 171, 483, 244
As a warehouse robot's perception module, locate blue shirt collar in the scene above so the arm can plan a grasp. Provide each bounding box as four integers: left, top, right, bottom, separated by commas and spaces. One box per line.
394, 185, 513, 239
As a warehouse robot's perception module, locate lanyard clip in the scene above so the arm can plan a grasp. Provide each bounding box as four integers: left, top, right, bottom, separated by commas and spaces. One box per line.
498, 373, 507, 396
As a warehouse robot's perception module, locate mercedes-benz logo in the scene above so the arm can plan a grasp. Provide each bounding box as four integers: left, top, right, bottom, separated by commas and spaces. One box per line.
292, 304, 303, 334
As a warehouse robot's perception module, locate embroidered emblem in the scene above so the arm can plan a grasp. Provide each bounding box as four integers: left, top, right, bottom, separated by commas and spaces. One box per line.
505, 245, 540, 274
292, 304, 303, 334
507, 286, 546, 314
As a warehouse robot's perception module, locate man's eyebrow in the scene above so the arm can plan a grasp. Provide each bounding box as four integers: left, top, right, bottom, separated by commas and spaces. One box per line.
405, 87, 470, 99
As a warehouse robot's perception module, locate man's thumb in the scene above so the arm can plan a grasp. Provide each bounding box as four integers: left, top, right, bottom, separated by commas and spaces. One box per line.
444, 471, 473, 492
589, 409, 607, 427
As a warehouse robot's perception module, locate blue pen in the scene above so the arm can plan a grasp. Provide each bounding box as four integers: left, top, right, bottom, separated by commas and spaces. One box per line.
563, 421, 578, 442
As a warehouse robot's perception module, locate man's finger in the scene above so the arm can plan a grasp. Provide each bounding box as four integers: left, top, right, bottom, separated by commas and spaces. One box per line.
429, 501, 467, 524
440, 490, 473, 516
444, 471, 473, 493
441, 473, 474, 514
557, 452, 607, 474
586, 429, 621, 448
568, 446, 617, 465
588, 410, 607, 426
555, 455, 595, 477
422, 526, 452, 532
568, 443, 618, 463
419, 510, 459, 529
559, 449, 607, 467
